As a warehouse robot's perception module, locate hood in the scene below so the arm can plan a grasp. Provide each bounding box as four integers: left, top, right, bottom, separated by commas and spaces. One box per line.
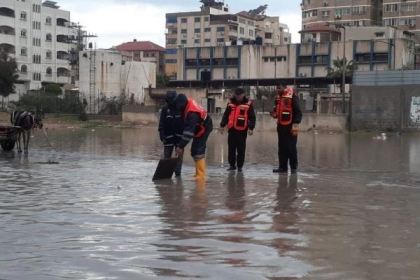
174, 93, 188, 110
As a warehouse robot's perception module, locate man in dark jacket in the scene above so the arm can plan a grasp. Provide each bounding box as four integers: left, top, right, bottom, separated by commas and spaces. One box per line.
219, 88, 256, 172
173, 93, 213, 179
158, 91, 184, 177
271, 84, 303, 174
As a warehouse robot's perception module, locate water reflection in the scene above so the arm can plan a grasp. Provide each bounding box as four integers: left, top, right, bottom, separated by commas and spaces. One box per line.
1, 128, 420, 279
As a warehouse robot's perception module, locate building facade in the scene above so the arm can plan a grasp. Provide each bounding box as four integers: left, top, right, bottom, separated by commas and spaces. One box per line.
0, 0, 83, 101
300, 0, 383, 28
116, 40, 165, 75
176, 38, 415, 92
382, 0, 420, 35
165, 1, 291, 78
78, 49, 156, 114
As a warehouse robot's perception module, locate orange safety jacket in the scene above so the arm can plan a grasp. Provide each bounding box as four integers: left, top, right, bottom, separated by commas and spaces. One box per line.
184, 98, 208, 138
275, 89, 294, 126
227, 101, 252, 131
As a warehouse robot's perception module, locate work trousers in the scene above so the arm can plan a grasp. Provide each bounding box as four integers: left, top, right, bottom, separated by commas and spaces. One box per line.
227, 129, 248, 168
190, 118, 213, 160
277, 124, 298, 171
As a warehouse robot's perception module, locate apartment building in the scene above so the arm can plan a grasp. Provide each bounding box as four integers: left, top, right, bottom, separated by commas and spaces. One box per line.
116, 40, 165, 75
0, 0, 83, 99
300, 0, 382, 28
383, 0, 420, 35
165, 1, 291, 78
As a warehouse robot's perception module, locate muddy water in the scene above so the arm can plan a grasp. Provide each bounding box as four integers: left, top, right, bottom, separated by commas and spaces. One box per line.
1, 128, 419, 280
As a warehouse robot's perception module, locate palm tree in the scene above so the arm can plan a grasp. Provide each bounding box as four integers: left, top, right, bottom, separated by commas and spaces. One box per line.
326, 57, 358, 94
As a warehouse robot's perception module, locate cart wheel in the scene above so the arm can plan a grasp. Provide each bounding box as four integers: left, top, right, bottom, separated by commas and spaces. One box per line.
0, 140, 15, 151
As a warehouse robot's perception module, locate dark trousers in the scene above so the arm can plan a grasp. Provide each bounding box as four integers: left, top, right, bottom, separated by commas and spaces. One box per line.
164, 145, 183, 176
277, 124, 298, 171
191, 118, 213, 160
228, 130, 248, 168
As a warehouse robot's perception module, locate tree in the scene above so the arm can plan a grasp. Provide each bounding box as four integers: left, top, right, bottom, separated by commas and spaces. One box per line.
326, 57, 358, 93
43, 83, 62, 96
156, 74, 170, 88
0, 52, 19, 107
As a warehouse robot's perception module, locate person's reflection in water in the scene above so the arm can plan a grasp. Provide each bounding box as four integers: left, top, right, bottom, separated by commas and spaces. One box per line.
222, 172, 246, 223
272, 174, 300, 251
155, 179, 186, 239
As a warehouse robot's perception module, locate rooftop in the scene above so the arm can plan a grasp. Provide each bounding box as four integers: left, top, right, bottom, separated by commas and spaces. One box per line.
116, 40, 165, 52
299, 23, 341, 34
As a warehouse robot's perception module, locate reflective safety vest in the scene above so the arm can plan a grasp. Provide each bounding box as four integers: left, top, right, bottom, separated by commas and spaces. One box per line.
227, 101, 252, 131
184, 98, 208, 138
275, 88, 294, 126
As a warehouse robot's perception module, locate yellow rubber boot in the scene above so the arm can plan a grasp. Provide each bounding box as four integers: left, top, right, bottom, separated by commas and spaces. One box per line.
194, 158, 206, 179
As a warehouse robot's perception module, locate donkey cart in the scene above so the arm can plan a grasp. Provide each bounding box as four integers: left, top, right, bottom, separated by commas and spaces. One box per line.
0, 126, 20, 151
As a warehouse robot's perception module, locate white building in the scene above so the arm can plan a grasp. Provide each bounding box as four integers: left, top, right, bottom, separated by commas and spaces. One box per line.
78, 49, 156, 114
0, 0, 78, 102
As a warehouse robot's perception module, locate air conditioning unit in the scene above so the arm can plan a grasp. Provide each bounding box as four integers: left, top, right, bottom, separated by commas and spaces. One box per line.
299, 73, 307, 77
410, 23, 416, 27
195, 33, 200, 38
217, 42, 225, 46
324, 1, 328, 6
182, 34, 187, 38
335, 15, 341, 19
220, 32, 225, 36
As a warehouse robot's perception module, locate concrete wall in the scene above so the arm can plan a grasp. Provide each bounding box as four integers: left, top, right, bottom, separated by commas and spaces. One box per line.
351, 85, 420, 132
121, 108, 348, 132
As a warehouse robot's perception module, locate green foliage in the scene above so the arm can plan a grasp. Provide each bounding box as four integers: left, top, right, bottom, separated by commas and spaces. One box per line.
43, 84, 62, 96
0, 52, 19, 100
156, 74, 171, 88
326, 57, 358, 79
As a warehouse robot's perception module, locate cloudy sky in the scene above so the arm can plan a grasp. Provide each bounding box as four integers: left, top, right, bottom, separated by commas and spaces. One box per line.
59, 0, 302, 48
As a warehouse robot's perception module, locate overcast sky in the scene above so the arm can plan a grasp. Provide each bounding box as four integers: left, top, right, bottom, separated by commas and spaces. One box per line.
58, 0, 302, 48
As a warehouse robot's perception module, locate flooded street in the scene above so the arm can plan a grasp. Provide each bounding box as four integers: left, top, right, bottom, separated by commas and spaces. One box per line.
1, 127, 420, 280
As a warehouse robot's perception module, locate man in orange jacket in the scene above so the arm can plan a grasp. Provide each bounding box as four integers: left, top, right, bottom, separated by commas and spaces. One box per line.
174, 94, 213, 179
271, 84, 302, 174
218, 88, 256, 172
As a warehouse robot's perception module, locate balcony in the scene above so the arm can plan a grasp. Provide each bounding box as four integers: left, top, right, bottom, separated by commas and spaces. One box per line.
57, 51, 70, 61
17, 72, 30, 81
0, 33, 15, 45
0, 43, 15, 54
229, 29, 238, 37
57, 76, 70, 84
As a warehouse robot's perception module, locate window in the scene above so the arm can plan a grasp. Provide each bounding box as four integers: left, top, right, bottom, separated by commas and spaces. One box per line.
194, 28, 200, 33
303, 9, 318, 18
284, 37, 288, 42
373, 53, 388, 62
166, 17, 177, 24
401, 4, 415, 12
46, 50, 52, 59
194, 39, 200, 44
21, 29, 27, 37
20, 12, 27, 20
249, 29, 254, 37
352, 6, 366, 15
216, 38, 224, 42
239, 27, 244, 34
322, 11, 330, 17
216, 27, 225, 32
46, 17, 52, 25
33, 4, 41, 13
297, 56, 312, 64
181, 40, 187, 44
336, 8, 350, 15
181, 29, 187, 34
315, 55, 329, 63
204, 38, 211, 43
21, 47, 27, 56
46, 67, 52, 75
181, 18, 187, 23
33, 38, 41, 46
384, 18, 398, 26
33, 21, 41, 30
21, 65, 27, 73
167, 38, 177, 44
204, 17, 209, 22
204, 28, 211, 32
165, 59, 177, 64
239, 19, 246, 24
385, 4, 398, 12
33, 73, 41, 81
194, 17, 200, 22
166, 49, 177, 55
399, 18, 415, 26
46, 33, 52, 41
248, 21, 254, 26
32, 54, 41, 64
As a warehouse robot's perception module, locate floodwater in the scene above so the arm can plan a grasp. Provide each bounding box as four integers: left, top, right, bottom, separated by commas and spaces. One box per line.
1, 127, 420, 280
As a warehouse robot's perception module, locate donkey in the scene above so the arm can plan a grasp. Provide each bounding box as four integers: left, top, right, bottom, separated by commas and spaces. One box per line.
10, 110, 44, 153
